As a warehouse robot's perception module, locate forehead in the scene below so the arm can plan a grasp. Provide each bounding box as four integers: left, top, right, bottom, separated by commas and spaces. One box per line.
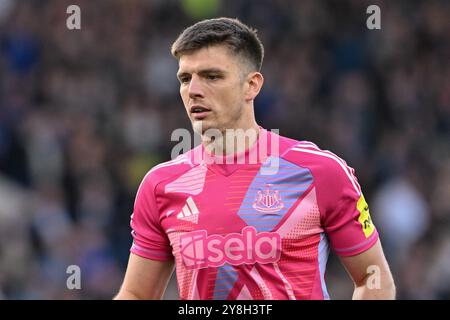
177, 45, 241, 73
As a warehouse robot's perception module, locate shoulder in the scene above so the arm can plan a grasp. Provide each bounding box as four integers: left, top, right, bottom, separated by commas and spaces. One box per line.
281, 140, 361, 195
281, 140, 348, 172
136, 149, 198, 197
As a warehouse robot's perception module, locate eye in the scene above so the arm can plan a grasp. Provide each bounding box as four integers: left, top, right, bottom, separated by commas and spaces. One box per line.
207, 74, 220, 81
179, 76, 191, 84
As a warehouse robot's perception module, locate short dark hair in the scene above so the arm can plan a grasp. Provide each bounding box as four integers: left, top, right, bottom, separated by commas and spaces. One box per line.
171, 17, 264, 72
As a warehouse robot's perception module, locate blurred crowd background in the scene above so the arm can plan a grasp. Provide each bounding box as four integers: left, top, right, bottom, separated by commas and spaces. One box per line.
0, 0, 449, 299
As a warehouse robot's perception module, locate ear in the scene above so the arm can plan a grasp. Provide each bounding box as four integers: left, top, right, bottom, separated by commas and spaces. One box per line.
244, 72, 264, 102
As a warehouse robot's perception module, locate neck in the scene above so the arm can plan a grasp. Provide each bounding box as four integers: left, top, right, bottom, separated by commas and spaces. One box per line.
202, 121, 260, 157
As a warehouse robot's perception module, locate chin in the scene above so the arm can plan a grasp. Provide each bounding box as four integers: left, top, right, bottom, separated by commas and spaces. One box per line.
192, 120, 221, 135
192, 121, 204, 135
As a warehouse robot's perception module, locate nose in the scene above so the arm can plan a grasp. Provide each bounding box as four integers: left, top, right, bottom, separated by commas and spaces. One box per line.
188, 74, 204, 99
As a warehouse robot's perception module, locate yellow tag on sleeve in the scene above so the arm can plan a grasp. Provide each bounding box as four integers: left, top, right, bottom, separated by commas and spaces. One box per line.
357, 194, 375, 238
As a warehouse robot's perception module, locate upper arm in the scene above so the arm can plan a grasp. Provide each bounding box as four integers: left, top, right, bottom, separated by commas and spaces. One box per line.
339, 239, 395, 290
115, 253, 175, 300
313, 154, 379, 257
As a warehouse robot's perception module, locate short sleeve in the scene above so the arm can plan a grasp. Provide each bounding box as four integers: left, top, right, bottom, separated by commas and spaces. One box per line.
320, 162, 379, 257
130, 172, 173, 261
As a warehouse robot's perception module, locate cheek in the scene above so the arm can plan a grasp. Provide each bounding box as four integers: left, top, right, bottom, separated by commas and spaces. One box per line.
223, 88, 243, 113
180, 88, 189, 108
180, 87, 186, 100
219, 85, 239, 104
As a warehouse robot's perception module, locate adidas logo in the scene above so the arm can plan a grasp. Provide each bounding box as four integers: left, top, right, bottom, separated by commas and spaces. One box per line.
176, 197, 199, 224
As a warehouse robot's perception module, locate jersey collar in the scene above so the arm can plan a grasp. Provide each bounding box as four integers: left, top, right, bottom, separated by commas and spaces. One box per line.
192, 127, 271, 176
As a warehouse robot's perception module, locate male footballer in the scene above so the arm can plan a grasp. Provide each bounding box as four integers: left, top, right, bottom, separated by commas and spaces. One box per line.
114, 18, 395, 300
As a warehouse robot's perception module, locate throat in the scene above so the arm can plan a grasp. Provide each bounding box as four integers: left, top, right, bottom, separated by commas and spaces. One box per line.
202, 125, 260, 157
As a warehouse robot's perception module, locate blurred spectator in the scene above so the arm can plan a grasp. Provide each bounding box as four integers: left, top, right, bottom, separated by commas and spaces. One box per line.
372, 172, 431, 272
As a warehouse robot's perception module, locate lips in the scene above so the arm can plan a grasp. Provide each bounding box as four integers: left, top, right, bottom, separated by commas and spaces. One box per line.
190, 105, 210, 113
190, 105, 211, 120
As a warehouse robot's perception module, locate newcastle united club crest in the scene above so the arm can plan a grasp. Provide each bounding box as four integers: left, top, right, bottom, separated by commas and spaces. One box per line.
253, 184, 284, 213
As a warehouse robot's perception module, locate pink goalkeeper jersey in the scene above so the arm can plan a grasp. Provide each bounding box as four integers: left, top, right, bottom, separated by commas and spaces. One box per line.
130, 128, 378, 300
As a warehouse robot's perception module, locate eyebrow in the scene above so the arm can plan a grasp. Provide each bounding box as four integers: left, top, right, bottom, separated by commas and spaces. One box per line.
177, 68, 227, 80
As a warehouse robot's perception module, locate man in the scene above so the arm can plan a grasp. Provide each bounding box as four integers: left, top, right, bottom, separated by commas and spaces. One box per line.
115, 17, 395, 300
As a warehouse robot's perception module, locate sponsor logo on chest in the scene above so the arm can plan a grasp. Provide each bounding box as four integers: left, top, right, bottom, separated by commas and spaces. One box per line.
179, 226, 281, 269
